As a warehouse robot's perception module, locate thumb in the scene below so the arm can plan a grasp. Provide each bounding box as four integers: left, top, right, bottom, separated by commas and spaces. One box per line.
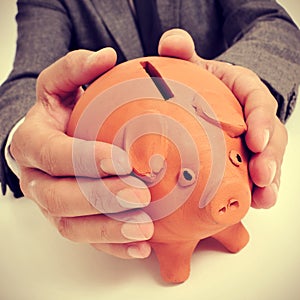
158, 28, 205, 66
37, 47, 117, 99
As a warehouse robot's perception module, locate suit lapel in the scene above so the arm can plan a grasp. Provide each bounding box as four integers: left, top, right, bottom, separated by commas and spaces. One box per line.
91, 0, 181, 59
91, 0, 143, 60
157, 0, 181, 29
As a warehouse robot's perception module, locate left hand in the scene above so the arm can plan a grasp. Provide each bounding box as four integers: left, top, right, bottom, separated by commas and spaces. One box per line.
10, 48, 154, 259
158, 29, 288, 209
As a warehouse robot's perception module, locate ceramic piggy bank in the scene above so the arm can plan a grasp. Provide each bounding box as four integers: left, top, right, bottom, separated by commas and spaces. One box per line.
67, 57, 252, 283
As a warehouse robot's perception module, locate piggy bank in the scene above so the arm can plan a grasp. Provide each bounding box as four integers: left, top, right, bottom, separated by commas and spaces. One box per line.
67, 57, 252, 283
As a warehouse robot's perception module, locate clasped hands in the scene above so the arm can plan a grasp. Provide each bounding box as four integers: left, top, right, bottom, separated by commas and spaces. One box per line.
10, 29, 287, 259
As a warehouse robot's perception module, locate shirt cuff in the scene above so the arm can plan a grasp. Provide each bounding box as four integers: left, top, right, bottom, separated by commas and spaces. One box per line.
4, 117, 25, 178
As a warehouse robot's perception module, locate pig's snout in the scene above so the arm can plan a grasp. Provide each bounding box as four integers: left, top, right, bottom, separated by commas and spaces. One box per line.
209, 196, 250, 226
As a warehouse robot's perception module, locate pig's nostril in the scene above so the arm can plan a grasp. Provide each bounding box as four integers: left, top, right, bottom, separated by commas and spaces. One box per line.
228, 200, 239, 210
218, 206, 227, 215
218, 200, 239, 215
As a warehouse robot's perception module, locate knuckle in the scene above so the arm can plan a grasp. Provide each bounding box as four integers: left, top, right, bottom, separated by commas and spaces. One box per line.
86, 182, 116, 213
39, 139, 58, 176
9, 133, 20, 161
72, 140, 98, 176
10, 123, 29, 163
18, 168, 39, 199
64, 50, 83, 73
246, 68, 258, 79
99, 226, 111, 243
18, 173, 31, 198
235, 65, 257, 78
89, 187, 106, 211
44, 184, 66, 216
64, 52, 75, 73
37, 68, 47, 86
64, 50, 77, 63
266, 94, 278, 114
9, 141, 19, 161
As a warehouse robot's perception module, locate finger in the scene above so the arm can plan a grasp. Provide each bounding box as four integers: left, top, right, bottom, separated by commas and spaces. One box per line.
158, 28, 201, 63
251, 181, 279, 209
41, 203, 152, 259
91, 242, 152, 259
245, 104, 276, 153
249, 118, 287, 208
54, 210, 153, 245
19, 168, 151, 216
251, 164, 280, 209
249, 118, 287, 187
11, 124, 132, 177
37, 48, 117, 102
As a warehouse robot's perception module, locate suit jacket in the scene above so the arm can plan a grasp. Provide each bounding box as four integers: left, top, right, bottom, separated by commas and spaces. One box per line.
1, 0, 300, 196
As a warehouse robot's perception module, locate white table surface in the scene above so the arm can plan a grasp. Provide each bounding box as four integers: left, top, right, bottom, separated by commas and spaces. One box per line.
1, 1, 300, 300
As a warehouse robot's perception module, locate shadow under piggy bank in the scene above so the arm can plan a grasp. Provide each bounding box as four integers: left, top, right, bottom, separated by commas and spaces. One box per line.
67, 56, 252, 284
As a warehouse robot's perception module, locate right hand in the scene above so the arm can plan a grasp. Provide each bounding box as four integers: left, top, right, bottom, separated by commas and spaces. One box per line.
10, 48, 154, 259
158, 29, 287, 209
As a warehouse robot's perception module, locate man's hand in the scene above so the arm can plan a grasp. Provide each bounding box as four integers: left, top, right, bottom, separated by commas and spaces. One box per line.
10, 48, 154, 259
158, 29, 288, 209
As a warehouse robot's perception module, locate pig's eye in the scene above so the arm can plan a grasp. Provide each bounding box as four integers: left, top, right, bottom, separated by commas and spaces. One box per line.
178, 168, 196, 187
229, 150, 243, 166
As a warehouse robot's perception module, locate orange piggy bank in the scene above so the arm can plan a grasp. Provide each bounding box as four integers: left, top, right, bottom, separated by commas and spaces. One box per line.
67, 57, 252, 283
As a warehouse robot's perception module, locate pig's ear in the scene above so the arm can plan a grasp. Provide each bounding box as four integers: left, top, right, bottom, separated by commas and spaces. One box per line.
192, 93, 247, 138
217, 119, 247, 137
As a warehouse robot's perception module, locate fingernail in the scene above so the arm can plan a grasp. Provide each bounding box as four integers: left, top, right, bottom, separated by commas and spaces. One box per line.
261, 129, 270, 151
127, 244, 151, 258
100, 150, 131, 175
121, 222, 153, 241
267, 160, 277, 185
116, 188, 150, 209
100, 158, 117, 174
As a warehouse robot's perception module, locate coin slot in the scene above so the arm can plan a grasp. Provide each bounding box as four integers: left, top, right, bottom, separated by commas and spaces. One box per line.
140, 61, 174, 100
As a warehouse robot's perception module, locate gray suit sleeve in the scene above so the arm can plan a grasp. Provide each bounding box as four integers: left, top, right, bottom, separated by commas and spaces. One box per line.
215, 0, 300, 123
0, 0, 72, 195
0, 0, 72, 145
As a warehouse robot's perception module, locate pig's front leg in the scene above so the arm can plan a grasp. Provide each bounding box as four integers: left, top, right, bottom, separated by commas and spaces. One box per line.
211, 222, 249, 253
151, 240, 199, 284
